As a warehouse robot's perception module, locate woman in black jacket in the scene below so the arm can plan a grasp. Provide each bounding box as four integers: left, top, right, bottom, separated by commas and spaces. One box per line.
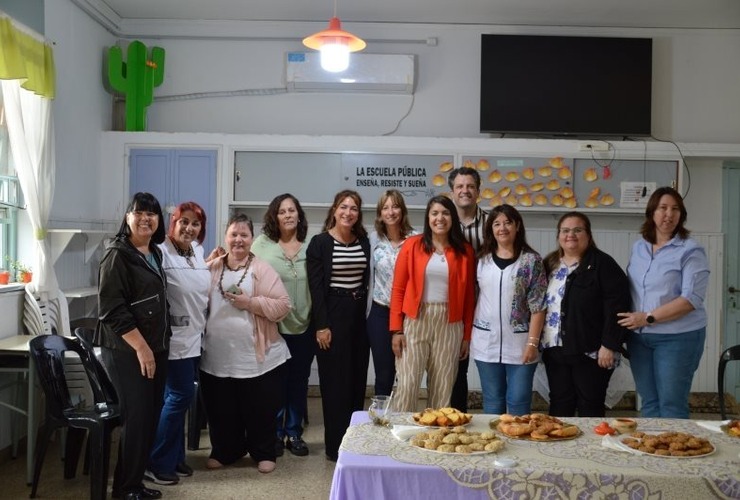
541, 212, 630, 417
95, 192, 170, 500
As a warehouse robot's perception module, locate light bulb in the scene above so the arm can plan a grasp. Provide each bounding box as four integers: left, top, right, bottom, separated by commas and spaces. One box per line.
320, 42, 350, 72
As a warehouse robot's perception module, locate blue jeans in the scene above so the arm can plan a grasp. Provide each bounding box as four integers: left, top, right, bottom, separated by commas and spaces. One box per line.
149, 356, 198, 475
627, 328, 705, 418
277, 328, 316, 439
475, 359, 537, 415
366, 302, 396, 396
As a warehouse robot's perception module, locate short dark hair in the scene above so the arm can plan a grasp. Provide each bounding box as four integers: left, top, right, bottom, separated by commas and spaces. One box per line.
421, 195, 468, 255
640, 186, 690, 244
168, 201, 207, 244
447, 166, 481, 190
262, 193, 308, 243
322, 190, 368, 239
374, 189, 413, 239
118, 192, 166, 244
479, 204, 537, 260
226, 212, 254, 236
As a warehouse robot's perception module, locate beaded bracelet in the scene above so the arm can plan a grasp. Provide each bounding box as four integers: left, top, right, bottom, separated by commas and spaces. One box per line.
526, 342, 538, 348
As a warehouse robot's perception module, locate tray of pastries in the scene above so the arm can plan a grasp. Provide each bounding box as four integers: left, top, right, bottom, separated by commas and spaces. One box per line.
490, 413, 581, 441
411, 407, 473, 427
620, 431, 715, 458
409, 426, 505, 455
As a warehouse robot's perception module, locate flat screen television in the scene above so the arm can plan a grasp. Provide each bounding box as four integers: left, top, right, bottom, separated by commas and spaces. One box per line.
480, 34, 653, 137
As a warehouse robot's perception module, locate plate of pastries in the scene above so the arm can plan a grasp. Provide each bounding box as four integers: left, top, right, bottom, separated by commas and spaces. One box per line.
620, 431, 715, 458
721, 419, 740, 437
409, 426, 505, 455
490, 413, 581, 441
411, 407, 473, 427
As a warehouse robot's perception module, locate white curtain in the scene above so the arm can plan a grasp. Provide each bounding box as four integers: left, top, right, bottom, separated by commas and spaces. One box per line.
1, 80, 58, 295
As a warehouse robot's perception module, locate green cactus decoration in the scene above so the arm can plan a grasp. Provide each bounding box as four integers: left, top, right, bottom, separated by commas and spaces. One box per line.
107, 41, 165, 131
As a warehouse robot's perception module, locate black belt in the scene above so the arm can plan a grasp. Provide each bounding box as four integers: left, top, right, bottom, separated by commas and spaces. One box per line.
329, 287, 367, 300
373, 301, 389, 309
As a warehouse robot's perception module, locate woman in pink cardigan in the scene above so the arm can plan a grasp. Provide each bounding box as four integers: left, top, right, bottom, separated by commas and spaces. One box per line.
390, 195, 475, 412
200, 213, 291, 474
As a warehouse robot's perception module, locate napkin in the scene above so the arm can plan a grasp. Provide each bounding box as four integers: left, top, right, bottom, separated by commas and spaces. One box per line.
601, 434, 640, 455
391, 425, 425, 442
694, 420, 730, 433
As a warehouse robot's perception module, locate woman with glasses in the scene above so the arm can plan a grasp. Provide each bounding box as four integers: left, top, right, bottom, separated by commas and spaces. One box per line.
145, 202, 211, 486
541, 212, 631, 417
96, 192, 170, 500
617, 187, 709, 418
252, 194, 314, 457
471, 205, 547, 415
366, 190, 416, 397
307, 190, 370, 461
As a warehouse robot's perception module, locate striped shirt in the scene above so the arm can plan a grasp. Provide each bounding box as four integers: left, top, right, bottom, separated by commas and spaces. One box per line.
330, 240, 367, 290
460, 206, 487, 252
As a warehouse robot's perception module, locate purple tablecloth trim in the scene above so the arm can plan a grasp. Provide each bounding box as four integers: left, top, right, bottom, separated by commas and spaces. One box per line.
329, 412, 740, 500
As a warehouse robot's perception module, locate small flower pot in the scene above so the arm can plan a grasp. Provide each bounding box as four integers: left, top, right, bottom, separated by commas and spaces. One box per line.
19, 271, 32, 283
0, 270, 9, 285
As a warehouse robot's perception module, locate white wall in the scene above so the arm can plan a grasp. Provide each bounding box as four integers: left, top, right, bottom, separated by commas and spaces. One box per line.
106, 22, 740, 143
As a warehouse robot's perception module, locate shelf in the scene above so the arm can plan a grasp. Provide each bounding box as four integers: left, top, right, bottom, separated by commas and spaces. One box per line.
62, 287, 97, 299
48, 229, 111, 264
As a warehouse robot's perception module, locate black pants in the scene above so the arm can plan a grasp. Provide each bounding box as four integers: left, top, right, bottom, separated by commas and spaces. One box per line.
200, 364, 286, 465
317, 294, 370, 459
449, 357, 469, 412
103, 347, 167, 496
542, 346, 614, 417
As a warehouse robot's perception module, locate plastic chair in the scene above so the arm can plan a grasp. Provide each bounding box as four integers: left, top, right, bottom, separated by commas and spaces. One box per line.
718, 344, 740, 420
28, 335, 121, 500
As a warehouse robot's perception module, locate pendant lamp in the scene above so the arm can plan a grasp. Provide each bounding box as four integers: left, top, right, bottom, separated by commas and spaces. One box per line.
303, 2, 366, 73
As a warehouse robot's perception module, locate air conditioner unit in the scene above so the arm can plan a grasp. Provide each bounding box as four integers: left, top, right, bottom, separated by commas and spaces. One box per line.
285, 52, 416, 94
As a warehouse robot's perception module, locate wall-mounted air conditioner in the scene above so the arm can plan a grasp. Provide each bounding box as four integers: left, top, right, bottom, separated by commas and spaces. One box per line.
285, 52, 416, 94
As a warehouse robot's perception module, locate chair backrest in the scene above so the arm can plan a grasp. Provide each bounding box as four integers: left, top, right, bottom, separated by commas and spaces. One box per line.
29, 335, 116, 419
73, 327, 118, 406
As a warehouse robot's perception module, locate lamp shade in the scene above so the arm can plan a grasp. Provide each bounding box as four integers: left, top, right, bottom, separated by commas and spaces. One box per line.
303, 17, 366, 72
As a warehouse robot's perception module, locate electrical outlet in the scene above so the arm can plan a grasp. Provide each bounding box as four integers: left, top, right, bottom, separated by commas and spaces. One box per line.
578, 141, 611, 152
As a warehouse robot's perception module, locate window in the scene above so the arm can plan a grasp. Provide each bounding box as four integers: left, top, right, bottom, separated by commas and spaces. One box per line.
0, 89, 20, 267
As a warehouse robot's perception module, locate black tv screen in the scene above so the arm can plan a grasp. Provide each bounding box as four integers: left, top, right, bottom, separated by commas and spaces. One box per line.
480, 34, 653, 137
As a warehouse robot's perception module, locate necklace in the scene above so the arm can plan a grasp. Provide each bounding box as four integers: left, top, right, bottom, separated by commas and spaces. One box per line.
219, 253, 253, 297
171, 238, 195, 268
434, 248, 446, 262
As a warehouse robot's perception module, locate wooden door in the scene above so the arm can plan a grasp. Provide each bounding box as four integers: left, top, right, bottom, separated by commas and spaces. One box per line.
721, 161, 740, 404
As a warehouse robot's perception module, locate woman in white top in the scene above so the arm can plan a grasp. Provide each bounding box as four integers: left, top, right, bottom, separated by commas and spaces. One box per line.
147, 202, 211, 484
200, 214, 291, 474
471, 204, 547, 415
366, 189, 415, 396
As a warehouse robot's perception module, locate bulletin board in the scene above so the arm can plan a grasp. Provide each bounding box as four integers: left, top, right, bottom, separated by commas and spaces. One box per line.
461, 155, 678, 212
234, 151, 453, 207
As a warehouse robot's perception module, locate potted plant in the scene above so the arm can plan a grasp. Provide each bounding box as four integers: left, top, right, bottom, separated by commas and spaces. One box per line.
0, 268, 9, 285
5, 257, 32, 283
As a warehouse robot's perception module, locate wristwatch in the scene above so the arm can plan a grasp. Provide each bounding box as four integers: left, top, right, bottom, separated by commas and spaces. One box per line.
646, 313, 656, 324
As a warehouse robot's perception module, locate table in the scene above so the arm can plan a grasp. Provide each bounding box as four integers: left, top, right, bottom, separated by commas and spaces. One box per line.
0, 335, 37, 485
330, 412, 740, 500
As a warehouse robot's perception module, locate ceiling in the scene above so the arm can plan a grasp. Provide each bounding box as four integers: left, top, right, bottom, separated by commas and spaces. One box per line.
94, 0, 740, 30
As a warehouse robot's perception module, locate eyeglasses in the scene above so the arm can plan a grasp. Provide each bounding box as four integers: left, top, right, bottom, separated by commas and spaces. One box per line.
559, 227, 585, 235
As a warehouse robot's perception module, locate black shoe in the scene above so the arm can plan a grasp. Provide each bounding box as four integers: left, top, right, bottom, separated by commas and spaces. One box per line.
275, 436, 285, 457
325, 452, 338, 462
122, 487, 162, 500
144, 469, 179, 485
176, 462, 194, 477
286, 436, 309, 456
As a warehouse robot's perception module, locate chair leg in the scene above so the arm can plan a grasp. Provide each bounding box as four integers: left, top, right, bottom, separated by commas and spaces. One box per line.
86, 427, 111, 500
63, 427, 86, 479
29, 423, 56, 498
718, 359, 728, 420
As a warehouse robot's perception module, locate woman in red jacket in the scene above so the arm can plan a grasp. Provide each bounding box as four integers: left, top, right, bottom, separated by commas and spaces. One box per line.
390, 195, 475, 411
